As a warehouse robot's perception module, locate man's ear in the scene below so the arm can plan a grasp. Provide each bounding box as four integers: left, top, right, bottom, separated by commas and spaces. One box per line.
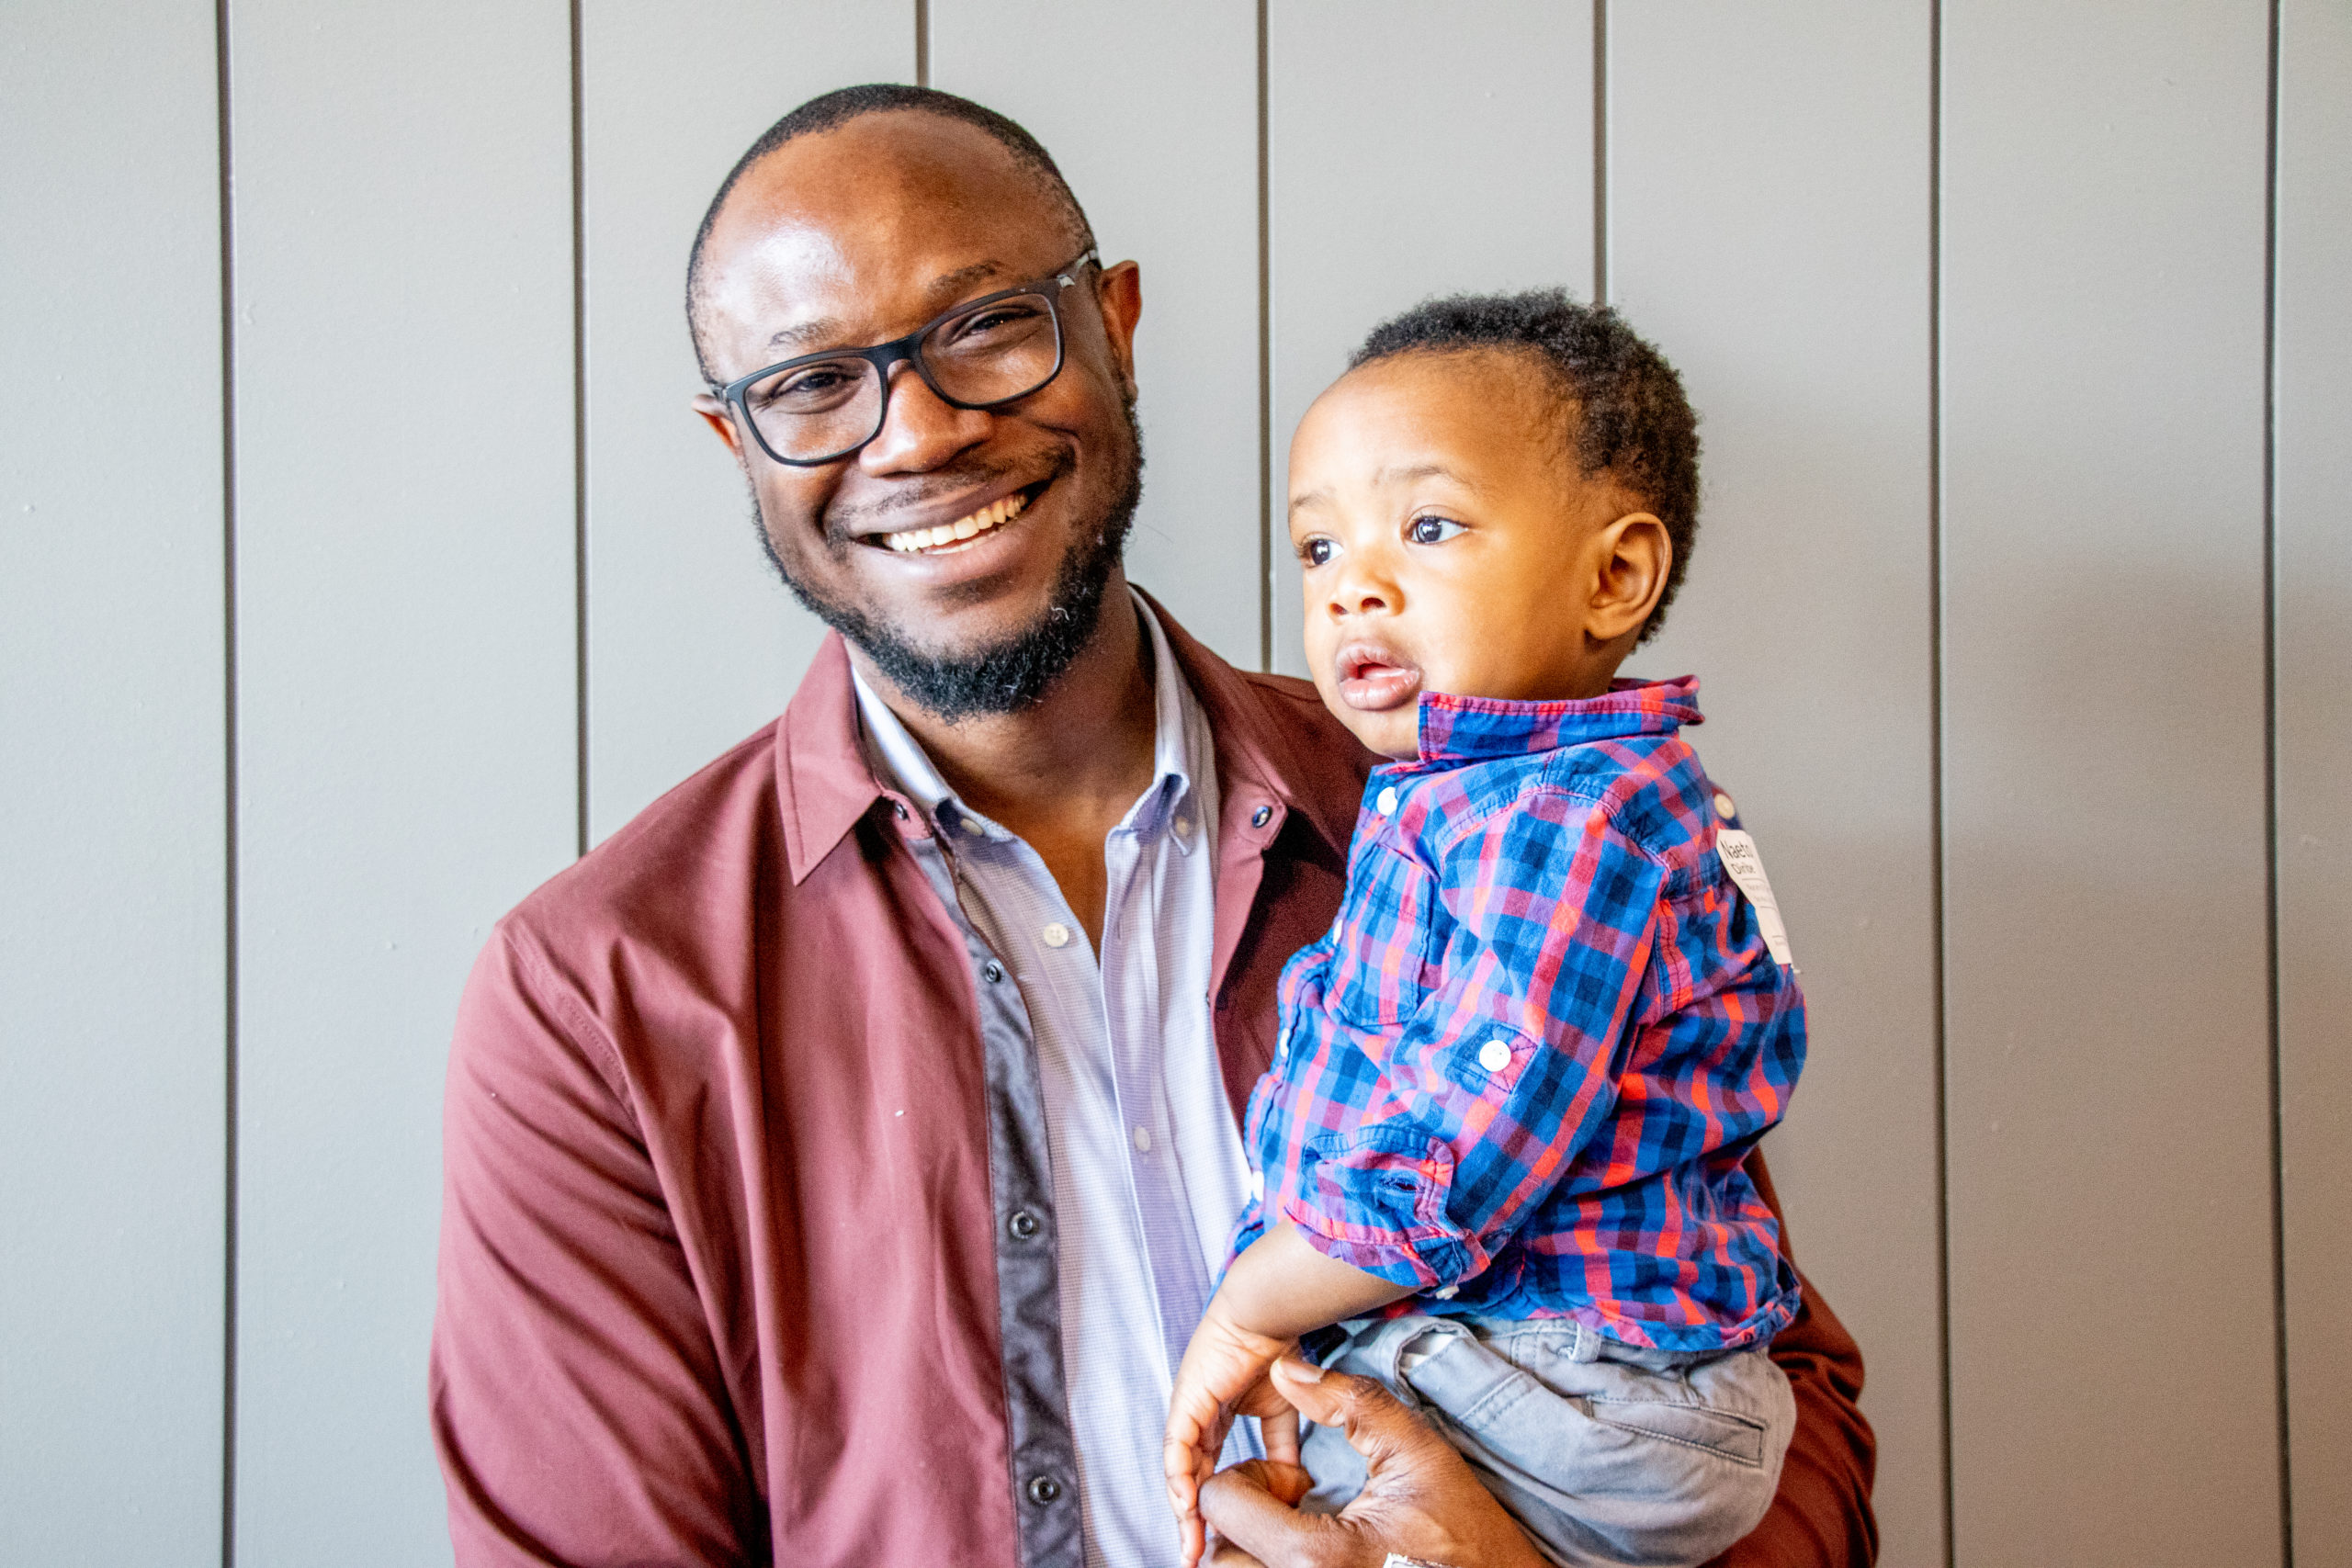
1094, 260, 1143, 400
692, 392, 745, 461
1587, 511, 1673, 644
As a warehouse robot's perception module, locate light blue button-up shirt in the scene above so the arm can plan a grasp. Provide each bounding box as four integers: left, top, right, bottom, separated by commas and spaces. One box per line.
854, 593, 1257, 1567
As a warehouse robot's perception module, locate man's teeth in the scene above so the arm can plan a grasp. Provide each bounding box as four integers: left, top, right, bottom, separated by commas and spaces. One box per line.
882, 491, 1029, 553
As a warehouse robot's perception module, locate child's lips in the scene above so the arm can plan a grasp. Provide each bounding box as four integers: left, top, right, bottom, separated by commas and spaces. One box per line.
1334, 643, 1423, 712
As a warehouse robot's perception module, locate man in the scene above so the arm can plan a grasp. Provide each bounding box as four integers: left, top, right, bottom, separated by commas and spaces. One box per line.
430, 85, 1875, 1568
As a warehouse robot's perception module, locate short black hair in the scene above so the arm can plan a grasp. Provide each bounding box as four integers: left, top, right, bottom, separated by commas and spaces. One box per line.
686, 84, 1095, 385
1351, 288, 1701, 641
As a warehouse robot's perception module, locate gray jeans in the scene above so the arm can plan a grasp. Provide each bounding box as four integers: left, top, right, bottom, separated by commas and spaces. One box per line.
1300, 1313, 1793, 1568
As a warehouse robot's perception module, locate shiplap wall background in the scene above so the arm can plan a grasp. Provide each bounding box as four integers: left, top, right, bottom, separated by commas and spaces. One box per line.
4, 3, 2344, 1564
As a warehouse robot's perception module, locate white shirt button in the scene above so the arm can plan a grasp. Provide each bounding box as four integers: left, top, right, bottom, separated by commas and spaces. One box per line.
1376, 786, 1399, 815
1477, 1038, 1513, 1072
1132, 1125, 1152, 1153
1041, 921, 1071, 948
963, 817, 986, 837
1250, 1168, 1265, 1201
1434, 1283, 1460, 1301
1713, 791, 1737, 822
1173, 814, 1192, 840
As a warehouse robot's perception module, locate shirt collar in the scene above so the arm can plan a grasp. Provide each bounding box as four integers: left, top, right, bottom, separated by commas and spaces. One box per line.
1412, 675, 1703, 764
849, 589, 1211, 854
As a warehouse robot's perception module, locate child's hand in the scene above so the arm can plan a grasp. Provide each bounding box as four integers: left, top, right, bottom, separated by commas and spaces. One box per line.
1162, 1302, 1298, 1568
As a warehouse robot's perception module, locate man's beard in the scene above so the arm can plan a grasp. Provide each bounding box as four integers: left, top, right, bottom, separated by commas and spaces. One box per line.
756, 407, 1145, 723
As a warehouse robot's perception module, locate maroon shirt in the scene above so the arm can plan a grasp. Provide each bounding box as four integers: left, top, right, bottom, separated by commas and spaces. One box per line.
429, 604, 1876, 1566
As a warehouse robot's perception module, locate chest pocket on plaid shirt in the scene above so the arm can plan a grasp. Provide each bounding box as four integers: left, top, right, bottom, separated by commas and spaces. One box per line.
1329, 840, 1442, 1029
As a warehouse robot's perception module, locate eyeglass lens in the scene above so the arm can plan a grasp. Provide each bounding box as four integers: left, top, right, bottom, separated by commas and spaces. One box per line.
741, 288, 1064, 463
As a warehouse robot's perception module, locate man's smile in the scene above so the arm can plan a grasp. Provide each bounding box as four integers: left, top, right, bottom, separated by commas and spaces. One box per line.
870, 482, 1035, 554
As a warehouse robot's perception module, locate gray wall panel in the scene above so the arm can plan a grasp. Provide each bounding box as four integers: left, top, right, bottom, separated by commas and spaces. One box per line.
1266, 0, 1594, 679
0, 4, 227, 1562
2278, 1, 2352, 1559
228, 2, 578, 1561
1941, 6, 2278, 1562
1607, 7, 1941, 1563
582, 3, 911, 841
13, 2, 2338, 1552
933, 0, 1262, 668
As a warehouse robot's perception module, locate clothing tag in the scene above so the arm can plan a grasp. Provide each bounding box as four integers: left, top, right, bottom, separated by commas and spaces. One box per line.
1714, 829, 1794, 967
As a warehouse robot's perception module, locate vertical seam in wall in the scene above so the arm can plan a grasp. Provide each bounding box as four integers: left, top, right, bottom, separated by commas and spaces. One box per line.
1928, 3, 1953, 1564
1591, 1, 1607, 304
1256, 0, 1272, 671
571, 0, 589, 859
2264, 1, 2291, 1561
570, 0, 589, 856
213, 0, 239, 1562
915, 0, 930, 87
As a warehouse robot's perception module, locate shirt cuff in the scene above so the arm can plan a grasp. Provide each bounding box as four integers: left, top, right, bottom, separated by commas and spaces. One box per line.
1279, 1127, 1482, 1291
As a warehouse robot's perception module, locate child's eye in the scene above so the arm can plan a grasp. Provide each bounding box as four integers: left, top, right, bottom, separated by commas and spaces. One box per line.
1300, 536, 1338, 568
1407, 514, 1465, 545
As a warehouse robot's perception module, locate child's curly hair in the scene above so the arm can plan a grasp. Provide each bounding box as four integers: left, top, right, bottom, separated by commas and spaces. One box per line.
1351, 289, 1701, 642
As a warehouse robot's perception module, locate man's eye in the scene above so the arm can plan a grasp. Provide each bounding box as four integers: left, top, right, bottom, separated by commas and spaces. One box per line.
1408, 514, 1465, 545
938, 300, 1047, 347
1301, 537, 1337, 568
756, 362, 861, 409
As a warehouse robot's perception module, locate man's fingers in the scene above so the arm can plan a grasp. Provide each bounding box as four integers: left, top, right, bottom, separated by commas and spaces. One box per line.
1199, 1461, 1379, 1568
1267, 1357, 1442, 1472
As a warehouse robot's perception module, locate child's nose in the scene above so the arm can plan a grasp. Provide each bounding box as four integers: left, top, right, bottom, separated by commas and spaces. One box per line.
1328, 563, 1394, 616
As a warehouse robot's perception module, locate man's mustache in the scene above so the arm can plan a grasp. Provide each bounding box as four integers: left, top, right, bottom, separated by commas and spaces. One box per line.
820, 450, 1072, 545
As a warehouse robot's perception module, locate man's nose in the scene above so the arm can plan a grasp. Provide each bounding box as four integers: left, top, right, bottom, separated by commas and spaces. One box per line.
858, 362, 992, 473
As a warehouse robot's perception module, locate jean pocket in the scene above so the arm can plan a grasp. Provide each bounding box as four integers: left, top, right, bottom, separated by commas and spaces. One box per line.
1584, 1394, 1770, 1467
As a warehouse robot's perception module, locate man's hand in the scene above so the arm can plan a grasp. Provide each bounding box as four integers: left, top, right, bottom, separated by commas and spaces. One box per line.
1199, 1357, 1548, 1568
1165, 1307, 1301, 1567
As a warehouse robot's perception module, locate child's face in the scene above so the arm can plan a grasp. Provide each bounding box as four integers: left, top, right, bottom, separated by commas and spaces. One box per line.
1287, 350, 1665, 759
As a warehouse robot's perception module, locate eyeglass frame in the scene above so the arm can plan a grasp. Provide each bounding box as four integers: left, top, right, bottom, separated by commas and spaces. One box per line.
708, 246, 1102, 468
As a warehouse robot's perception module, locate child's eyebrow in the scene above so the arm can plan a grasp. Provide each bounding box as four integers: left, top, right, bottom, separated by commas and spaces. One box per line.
1372, 461, 1485, 493
1289, 462, 1487, 518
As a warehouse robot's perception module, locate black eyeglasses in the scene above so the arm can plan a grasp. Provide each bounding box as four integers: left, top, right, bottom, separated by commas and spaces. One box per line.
712, 248, 1101, 467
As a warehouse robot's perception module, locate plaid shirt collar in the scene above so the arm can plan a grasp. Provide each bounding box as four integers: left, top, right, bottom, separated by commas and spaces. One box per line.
1412, 675, 1703, 765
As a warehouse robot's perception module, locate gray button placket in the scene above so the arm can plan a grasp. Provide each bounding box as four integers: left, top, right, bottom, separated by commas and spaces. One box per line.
899, 831, 1082, 1568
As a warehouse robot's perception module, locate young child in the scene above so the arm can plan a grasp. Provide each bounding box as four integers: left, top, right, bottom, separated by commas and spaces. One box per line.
1163, 290, 1805, 1568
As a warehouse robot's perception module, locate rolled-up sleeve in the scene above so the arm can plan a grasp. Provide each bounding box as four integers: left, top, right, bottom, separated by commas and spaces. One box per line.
430, 925, 763, 1567
1281, 789, 1660, 1289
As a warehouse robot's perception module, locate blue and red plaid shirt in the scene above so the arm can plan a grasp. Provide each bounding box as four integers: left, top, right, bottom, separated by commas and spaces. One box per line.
1235, 676, 1804, 1353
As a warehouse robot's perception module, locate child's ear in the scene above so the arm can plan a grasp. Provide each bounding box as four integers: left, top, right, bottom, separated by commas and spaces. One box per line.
1587, 512, 1672, 643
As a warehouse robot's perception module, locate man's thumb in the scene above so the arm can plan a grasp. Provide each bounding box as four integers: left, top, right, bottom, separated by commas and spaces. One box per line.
1268, 1357, 1432, 1465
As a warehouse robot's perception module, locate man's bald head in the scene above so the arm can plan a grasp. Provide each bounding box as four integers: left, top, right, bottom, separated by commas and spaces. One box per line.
686, 84, 1095, 384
